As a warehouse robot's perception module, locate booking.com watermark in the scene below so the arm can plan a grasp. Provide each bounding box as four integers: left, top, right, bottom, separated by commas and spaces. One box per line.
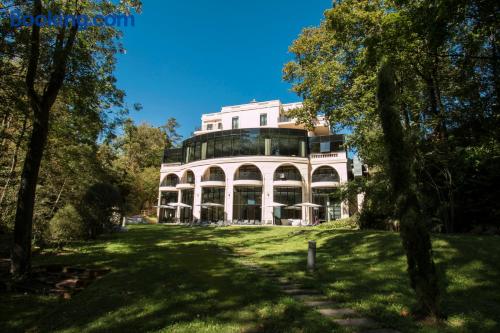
8, 10, 135, 30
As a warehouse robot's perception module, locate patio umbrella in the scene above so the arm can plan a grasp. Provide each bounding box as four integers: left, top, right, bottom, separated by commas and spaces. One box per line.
266, 202, 287, 225
266, 202, 286, 207
159, 205, 176, 209
199, 202, 224, 207
293, 202, 322, 225
168, 202, 192, 208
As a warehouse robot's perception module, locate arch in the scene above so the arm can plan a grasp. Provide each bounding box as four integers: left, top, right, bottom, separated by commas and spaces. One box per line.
202, 166, 226, 182
160, 173, 179, 187
181, 169, 195, 184
234, 164, 263, 181
312, 165, 340, 182
273, 164, 302, 181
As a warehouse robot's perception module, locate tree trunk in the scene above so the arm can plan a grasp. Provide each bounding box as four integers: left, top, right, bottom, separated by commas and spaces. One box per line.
10, 0, 78, 278
377, 59, 441, 317
11, 103, 49, 277
0, 114, 28, 210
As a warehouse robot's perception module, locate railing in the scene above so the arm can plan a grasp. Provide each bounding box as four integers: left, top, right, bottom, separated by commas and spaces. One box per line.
312, 174, 340, 183
310, 153, 338, 159
160, 181, 178, 187
234, 172, 262, 181
201, 174, 225, 182
273, 174, 302, 181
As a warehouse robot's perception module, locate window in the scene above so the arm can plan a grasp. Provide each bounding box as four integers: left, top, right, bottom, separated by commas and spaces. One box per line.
233, 186, 262, 222
207, 123, 213, 131
217, 123, 222, 130
320, 141, 330, 153
232, 117, 239, 129
260, 113, 267, 126
201, 142, 207, 160
273, 187, 302, 219
264, 138, 271, 156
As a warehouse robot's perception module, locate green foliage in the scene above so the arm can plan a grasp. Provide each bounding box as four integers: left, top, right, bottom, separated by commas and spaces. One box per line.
317, 216, 359, 230
49, 204, 86, 242
79, 183, 122, 239
284, 0, 500, 232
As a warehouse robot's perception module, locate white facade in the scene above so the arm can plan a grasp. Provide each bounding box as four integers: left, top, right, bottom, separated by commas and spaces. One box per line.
158, 100, 350, 225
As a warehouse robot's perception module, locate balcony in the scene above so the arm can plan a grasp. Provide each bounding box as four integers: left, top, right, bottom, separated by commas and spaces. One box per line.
234, 169, 263, 186
311, 173, 340, 188
310, 153, 339, 159
201, 173, 226, 187
176, 182, 195, 190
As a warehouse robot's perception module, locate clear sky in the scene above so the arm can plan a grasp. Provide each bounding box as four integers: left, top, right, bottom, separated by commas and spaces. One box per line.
115, 0, 332, 138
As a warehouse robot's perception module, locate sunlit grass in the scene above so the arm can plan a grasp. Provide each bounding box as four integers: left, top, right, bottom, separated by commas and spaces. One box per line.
1, 225, 498, 332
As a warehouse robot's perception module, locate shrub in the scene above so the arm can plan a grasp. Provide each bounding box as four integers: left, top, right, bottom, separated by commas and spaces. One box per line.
79, 182, 122, 239
317, 216, 359, 230
49, 204, 86, 242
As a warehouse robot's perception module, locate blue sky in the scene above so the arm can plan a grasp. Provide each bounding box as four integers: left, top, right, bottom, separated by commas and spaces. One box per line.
115, 0, 331, 138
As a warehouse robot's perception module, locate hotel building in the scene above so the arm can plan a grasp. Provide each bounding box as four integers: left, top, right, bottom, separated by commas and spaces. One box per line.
158, 99, 352, 225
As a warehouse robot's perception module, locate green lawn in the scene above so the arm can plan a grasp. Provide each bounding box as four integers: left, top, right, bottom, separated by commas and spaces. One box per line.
1, 225, 499, 333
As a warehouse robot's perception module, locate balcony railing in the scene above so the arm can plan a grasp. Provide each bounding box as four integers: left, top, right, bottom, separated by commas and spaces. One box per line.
273, 173, 302, 181
312, 174, 339, 183
234, 172, 262, 181
201, 174, 225, 182
310, 153, 339, 159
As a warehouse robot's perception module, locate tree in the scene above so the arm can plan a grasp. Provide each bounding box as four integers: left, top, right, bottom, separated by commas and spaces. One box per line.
6, 0, 141, 278
284, 0, 500, 232
377, 59, 440, 317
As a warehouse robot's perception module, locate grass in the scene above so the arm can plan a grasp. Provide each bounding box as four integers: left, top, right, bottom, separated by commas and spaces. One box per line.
1, 225, 499, 333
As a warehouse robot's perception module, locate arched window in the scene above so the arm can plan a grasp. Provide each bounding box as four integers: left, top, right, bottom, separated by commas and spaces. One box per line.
274, 165, 302, 181
312, 166, 339, 182
181, 170, 195, 184
202, 166, 225, 182
234, 165, 262, 181
160, 174, 179, 187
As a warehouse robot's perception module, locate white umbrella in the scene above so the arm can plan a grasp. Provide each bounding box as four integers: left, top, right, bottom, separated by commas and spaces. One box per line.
168, 202, 192, 208
293, 202, 322, 225
159, 205, 176, 209
266, 202, 287, 207
293, 202, 322, 208
199, 202, 224, 207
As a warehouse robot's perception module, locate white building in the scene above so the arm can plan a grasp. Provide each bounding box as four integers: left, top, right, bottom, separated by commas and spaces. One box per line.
158, 99, 350, 225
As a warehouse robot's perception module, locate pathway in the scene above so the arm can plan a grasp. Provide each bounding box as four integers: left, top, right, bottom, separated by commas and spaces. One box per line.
245, 263, 400, 333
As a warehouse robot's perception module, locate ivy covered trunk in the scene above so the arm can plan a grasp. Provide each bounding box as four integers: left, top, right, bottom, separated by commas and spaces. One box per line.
377, 59, 441, 317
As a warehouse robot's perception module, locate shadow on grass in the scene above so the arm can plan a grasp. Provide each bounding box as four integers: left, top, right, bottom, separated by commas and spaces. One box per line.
1, 225, 339, 333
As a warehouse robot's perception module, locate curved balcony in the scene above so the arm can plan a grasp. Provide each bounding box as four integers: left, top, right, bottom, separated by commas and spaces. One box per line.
233, 179, 263, 187
176, 182, 195, 190
273, 180, 302, 187
159, 186, 178, 192
201, 180, 226, 187
311, 181, 339, 188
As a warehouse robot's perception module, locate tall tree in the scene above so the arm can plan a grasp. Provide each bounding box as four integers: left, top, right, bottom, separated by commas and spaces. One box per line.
7, 0, 141, 278
377, 59, 440, 317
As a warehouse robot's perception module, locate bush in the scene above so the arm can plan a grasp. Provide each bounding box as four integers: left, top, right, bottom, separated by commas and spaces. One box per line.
79, 182, 122, 239
317, 216, 359, 230
49, 204, 86, 242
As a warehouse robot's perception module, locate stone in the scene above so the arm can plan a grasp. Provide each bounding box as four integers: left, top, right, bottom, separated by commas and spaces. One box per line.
293, 294, 326, 301
333, 318, 377, 328
317, 308, 358, 317
282, 288, 321, 295
303, 300, 337, 308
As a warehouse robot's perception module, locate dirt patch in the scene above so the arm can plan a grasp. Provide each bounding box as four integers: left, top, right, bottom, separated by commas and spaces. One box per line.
1, 261, 110, 299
